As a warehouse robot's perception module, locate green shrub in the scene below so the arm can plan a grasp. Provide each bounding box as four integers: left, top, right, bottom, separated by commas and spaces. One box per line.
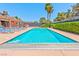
52, 21, 79, 34
40, 24, 51, 27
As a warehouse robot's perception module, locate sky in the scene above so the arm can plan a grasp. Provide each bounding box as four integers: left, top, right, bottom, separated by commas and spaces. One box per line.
0, 3, 75, 22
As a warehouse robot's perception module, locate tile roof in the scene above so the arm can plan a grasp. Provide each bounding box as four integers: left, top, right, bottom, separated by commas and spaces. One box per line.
0, 15, 20, 22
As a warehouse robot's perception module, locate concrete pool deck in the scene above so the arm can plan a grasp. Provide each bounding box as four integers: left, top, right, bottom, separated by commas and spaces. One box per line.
0, 49, 79, 56
0, 27, 79, 56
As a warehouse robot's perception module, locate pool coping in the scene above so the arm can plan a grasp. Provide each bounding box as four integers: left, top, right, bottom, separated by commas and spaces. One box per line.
0, 43, 79, 50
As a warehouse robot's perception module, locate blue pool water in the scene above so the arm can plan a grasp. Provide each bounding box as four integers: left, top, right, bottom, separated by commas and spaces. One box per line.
6, 28, 77, 44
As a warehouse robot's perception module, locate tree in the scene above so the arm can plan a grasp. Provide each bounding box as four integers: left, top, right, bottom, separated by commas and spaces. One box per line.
46, 19, 52, 24
14, 16, 19, 19
1, 10, 8, 16
55, 12, 67, 21
45, 3, 53, 20
33, 21, 39, 24
66, 9, 71, 18
39, 17, 46, 24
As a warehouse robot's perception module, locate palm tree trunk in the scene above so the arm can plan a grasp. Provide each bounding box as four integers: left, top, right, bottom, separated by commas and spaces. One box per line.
47, 13, 49, 20
47, 13, 50, 20
49, 13, 51, 20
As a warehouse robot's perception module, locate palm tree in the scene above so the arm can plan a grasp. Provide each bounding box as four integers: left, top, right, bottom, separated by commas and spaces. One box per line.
55, 12, 67, 21
45, 3, 53, 20
66, 9, 71, 18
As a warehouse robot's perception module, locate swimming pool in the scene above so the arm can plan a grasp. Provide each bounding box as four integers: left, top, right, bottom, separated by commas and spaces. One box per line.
6, 28, 77, 44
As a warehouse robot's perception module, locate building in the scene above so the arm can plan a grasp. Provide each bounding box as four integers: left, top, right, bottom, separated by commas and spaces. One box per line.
54, 3, 79, 23
0, 11, 23, 28
23, 22, 40, 27
72, 3, 79, 16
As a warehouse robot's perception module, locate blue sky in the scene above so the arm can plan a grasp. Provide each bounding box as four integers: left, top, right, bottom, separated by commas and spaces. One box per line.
0, 3, 75, 22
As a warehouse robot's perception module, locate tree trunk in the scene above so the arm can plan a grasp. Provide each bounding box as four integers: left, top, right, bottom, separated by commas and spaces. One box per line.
47, 13, 49, 20
49, 13, 51, 20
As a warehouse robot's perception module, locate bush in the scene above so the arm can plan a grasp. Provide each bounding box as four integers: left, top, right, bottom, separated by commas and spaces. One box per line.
40, 24, 52, 27
52, 21, 79, 34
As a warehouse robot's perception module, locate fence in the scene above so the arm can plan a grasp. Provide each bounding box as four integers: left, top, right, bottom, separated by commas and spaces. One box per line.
54, 16, 79, 23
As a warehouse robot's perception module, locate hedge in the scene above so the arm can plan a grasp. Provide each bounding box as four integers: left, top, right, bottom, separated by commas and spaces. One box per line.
51, 21, 79, 34
40, 24, 51, 27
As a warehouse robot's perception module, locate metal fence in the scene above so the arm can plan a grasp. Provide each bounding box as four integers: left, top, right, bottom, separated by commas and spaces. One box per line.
53, 16, 79, 23
0, 27, 24, 33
